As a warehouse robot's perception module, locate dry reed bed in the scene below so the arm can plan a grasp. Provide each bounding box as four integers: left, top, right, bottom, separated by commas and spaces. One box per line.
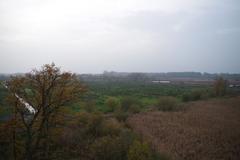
127, 97, 240, 160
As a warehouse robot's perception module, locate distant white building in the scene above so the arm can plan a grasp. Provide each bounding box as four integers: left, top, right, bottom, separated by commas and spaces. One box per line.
152, 80, 170, 84
229, 84, 240, 88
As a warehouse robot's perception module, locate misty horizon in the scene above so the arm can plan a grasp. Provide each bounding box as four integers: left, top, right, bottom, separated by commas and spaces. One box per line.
1, 68, 240, 75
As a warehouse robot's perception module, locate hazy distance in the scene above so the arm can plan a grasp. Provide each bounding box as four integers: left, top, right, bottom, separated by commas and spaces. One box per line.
0, 0, 240, 74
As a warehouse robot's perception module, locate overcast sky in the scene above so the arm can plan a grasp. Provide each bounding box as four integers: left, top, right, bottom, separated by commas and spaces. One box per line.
1, 0, 240, 73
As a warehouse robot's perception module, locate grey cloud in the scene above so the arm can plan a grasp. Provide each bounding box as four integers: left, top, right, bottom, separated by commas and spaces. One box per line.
0, 0, 240, 73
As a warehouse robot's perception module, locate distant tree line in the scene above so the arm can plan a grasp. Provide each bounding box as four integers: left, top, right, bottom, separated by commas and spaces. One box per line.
2, 72, 240, 82
79, 71, 240, 82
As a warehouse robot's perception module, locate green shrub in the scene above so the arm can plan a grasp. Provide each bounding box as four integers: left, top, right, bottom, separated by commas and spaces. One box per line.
214, 77, 227, 96
105, 97, 119, 112
128, 140, 152, 160
78, 112, 124, 138
128, 104, 141, 114
83, 100, 96, 113
182, 89, 213, 102
152, 152, 170, 160
90, 136, 123, 160
182, 90, 202, 102
120, 97, 140, 112
74, 112, 138, 160
90, 129, 137, 160
191, 90, 203, 100
114, 111, 129, 122
182, 93, 191, 102
101, 119, 122, 136
157, 96, 179, 111
77, 112, 106, 137
118, 129, 137, 150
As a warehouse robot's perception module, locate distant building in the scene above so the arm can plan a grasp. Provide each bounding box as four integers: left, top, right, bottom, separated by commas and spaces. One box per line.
229, 84, 240, 88
152, 80, 170, 84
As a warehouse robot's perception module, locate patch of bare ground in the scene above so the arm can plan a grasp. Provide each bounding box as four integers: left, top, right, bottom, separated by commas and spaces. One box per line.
127, 97, 240, 160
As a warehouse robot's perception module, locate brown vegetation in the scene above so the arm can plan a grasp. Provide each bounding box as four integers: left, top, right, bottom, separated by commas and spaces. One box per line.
213, 77, 227, 96
127, 97, 240, 160
5, 63, 86, 160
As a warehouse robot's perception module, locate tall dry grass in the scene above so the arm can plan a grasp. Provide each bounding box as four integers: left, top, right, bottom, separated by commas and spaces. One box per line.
127, 97, 240, 160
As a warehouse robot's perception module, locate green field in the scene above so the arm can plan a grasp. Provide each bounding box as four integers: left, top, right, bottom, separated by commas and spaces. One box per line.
78, 80, 213, 112
1, 79, 238, 115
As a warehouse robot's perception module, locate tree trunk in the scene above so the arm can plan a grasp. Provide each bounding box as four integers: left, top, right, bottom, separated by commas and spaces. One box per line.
25, 128, 33, 160
13, 102, 17, 160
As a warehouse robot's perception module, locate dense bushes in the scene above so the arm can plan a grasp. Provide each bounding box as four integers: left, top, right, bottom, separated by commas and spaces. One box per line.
112, 97, 141, 122
128, 140, 152, 160
114, 111, 129, 122
55, 112, 164, 160
120, 97, 140, 112
98, 96, 142, 114
0, 109, 169, 160
128, 104, 141, 114
157, 96, 179, 111
90, 129, 137, 160
105, 97, 119, 112
83, 100, 97, 113
90, 136, 125, 160
127, 140, 169, 160
182, 90, 202, 102
182, 89, 214, 102
214, 77, 227, 96
58, 112, 123, 159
